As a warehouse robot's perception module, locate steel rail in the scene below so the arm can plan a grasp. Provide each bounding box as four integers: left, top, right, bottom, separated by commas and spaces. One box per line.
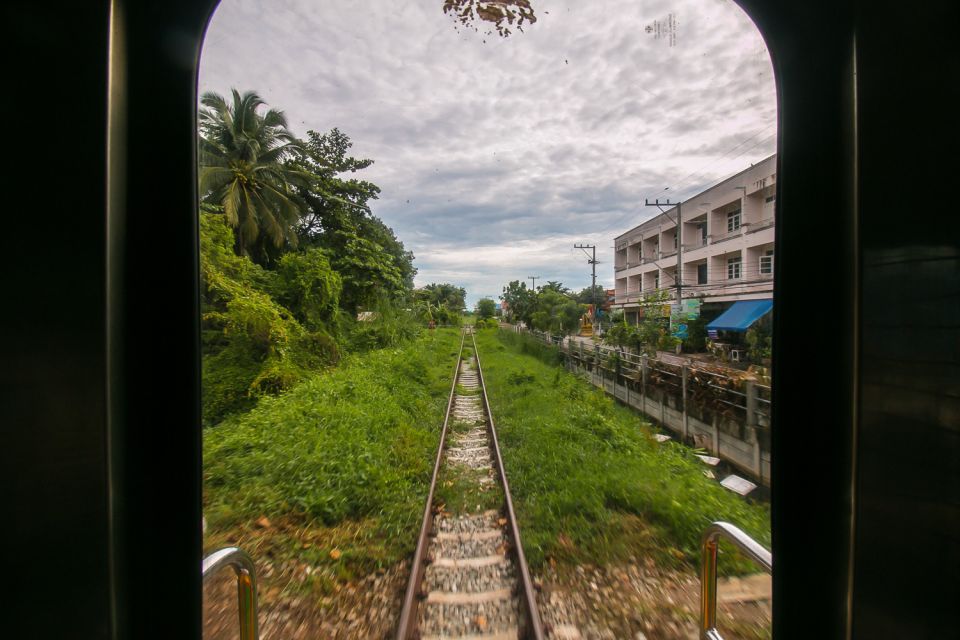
202, 547, 259, 640
472, 332, 546, 640
395, 330, 466, 640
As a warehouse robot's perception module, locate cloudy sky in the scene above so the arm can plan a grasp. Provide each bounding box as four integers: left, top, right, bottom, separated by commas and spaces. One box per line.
200, 0, 776, 306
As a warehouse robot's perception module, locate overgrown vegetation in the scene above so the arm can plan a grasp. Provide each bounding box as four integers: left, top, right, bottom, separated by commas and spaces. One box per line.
474, 330, 770, 572
198, 89, 469, 424
204, 329, 462, 575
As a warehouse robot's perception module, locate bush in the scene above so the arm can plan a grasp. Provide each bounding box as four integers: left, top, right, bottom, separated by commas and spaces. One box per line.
200, 213, 339, 425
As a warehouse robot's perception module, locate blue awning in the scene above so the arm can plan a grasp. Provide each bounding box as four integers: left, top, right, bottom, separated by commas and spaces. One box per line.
707, 299, 773, 332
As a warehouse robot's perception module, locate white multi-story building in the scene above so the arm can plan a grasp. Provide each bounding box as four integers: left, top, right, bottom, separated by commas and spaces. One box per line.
614, 154, 776, 324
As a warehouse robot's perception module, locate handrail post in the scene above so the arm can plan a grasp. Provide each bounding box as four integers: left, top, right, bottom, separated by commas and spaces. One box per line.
203, 547, 260, 640
699, 522, 772, 640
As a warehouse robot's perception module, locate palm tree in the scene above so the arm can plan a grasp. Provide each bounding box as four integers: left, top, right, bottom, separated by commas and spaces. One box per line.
199, 90, 309, 259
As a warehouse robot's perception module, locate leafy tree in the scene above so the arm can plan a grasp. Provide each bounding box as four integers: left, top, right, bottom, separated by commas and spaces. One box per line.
541, 280, 570, 295
476, 298, 497, 320
575, 284, 607, 306
682, 314, 708, 352
529, 289, 583, 335
199, 90, 309, 262
501, 280, 535, 324
291, 128, 417, 300
330, 230, 405, 314
413, 283, 466, 325
415, 283, 466, 311
273, 249, 341, 331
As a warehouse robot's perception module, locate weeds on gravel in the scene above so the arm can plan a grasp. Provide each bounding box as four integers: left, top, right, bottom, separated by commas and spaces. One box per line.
474, 330, 770, 573
203, 328, 462, 571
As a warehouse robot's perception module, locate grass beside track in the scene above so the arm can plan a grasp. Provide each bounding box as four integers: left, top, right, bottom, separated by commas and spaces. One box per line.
203, 328, 462, 584
474, 329, 770, 573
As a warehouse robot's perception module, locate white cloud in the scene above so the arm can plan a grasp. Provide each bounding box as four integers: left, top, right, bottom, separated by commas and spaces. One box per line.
200, 0, 776, 306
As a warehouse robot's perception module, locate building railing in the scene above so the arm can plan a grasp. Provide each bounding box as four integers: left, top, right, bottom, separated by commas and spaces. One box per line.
699, 522, 772, 640
745, 217, 775, 233
203, 547, 260, 640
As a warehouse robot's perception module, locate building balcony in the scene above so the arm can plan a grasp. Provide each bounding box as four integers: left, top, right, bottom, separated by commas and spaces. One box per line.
708, 227, 745, 245
745, 217, 775, 233
614, 289, 642, 304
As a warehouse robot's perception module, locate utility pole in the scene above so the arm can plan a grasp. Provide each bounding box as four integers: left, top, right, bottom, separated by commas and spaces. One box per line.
574, 244, 599, 327
527, 275, 540, 291
644, 198, 683, 304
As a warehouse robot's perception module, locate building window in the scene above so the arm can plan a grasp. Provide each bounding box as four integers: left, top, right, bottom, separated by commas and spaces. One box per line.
727, 209, 741, 233
765, 195, 775, 203
697, 263, 708, 284
760, 249, 774, 274
699, 223, 707, 244
654, 273, 660, 290
674, 233, 678, 249
727, 255, 742, 280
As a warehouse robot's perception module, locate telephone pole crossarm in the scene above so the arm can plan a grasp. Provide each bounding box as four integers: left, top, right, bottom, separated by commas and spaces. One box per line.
644, 198, 683, 304
574, 243, 599, 328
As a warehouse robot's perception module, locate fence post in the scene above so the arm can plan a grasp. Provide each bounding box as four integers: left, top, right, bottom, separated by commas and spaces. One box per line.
711, 413, 720, 455
594, 344, 601, 385
681, 365, 689, 441
641, 355, 648, 415
746, 380, 762, 481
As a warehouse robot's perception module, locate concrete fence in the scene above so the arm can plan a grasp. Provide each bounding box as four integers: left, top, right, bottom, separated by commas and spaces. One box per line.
514, 328, 772, 486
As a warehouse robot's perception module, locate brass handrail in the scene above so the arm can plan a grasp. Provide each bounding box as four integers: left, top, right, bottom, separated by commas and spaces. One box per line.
699, 522, 772, 640
203, 547, 260, 640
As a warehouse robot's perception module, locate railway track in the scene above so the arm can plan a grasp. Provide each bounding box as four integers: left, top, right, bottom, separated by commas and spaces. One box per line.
396, 328, 545, 640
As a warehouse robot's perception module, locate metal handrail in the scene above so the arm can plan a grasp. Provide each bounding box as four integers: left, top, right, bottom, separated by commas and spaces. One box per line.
203, 547, 260, 640
699, 522, 772, 640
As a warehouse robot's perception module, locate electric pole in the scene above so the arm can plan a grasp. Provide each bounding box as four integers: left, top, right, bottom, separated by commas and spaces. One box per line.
644, 199, 683, 304
574, 244, 598, 326
527, 275, 540, 290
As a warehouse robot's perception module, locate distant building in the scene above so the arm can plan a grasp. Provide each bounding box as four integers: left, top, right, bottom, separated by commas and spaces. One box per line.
613, 154, 776, 328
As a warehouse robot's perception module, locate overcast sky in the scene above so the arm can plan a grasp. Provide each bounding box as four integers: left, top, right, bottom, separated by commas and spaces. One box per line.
200, 0, 776, 306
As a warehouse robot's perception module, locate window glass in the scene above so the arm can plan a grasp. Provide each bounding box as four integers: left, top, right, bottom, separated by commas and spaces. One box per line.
727, 255, 742, 279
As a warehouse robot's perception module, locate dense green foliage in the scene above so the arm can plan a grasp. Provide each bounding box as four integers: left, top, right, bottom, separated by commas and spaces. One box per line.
603, 289, 678, 354
476, 297, 497, 319
204, 329, 462, 557
198, 90, 429, 424
500, 279, 585, 335
475, 330, 770, 571
412, 283, 466, 326
200, 213, 341, 424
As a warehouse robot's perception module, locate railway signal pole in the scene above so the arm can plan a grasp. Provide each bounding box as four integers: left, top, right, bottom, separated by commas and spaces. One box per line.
574, 243, 598, 326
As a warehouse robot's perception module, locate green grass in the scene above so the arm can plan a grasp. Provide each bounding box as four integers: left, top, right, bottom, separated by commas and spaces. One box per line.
474, 330, 770, 573
203, 328, 462, 573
